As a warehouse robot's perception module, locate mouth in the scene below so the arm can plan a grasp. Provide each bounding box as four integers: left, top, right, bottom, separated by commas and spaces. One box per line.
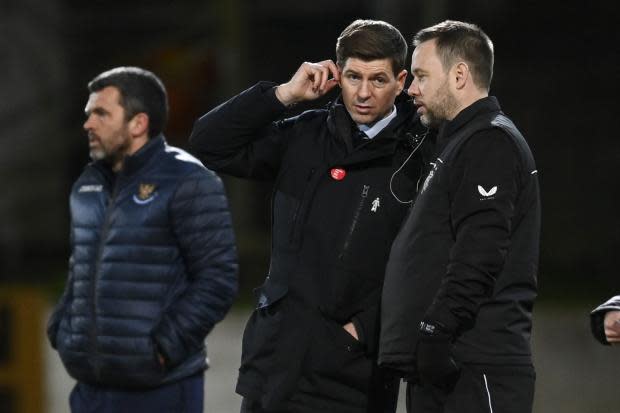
413, 101, 425, 114
88, 134, 100, 147
354, 104, 372, 114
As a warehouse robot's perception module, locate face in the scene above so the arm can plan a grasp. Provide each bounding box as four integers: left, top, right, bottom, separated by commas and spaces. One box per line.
408, 39, 459, 128
83, 86, 132, 170
339, 57, 407, 125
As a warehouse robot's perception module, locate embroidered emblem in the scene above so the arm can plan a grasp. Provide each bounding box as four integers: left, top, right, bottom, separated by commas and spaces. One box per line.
371, 197, 380, 212
478, 185, 498, 197
133, 183, 158, 205
419, 158, 443, 194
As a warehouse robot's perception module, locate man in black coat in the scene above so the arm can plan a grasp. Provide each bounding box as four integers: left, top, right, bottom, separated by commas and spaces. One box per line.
189, 19, 429, 413
379, 21, 540, 413
47, 67, 238, 413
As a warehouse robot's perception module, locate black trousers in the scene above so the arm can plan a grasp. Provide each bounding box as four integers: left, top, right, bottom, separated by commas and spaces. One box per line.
406, 364, 535, 413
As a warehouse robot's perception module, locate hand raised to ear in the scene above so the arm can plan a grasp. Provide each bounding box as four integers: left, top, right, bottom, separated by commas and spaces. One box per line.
275, 60, 340, 106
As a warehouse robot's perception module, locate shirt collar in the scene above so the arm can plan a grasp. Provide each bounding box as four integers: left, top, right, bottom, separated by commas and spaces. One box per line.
357, 105, 397, 139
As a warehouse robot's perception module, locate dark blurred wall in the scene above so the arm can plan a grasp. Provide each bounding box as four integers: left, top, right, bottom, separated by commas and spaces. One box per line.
0, 0, 69, 279
1, 1, 617, 303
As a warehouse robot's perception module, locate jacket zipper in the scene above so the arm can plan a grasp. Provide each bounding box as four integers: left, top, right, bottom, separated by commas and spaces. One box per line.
90, 174, 120, 380
289, 168, 316, 242
340, 184, 370, 259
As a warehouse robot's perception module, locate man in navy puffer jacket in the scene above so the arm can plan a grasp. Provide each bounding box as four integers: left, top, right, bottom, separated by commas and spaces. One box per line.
47, 67, 238, 413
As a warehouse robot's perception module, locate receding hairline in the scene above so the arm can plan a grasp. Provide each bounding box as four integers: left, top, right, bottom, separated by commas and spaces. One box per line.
411, 21, 494, 90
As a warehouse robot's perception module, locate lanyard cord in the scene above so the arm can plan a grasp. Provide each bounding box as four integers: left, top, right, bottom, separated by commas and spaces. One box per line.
389, 130, 428, 204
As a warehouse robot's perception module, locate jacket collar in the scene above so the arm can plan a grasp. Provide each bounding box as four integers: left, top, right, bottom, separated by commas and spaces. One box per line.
90, 134, 166, 179
437, 96, 500, 148
326, 91, 417, 152
122, 134, 166, 176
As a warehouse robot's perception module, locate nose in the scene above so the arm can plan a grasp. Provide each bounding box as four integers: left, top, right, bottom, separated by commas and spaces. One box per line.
358, 80, 371, 100
83, 114, 93, 131
407, 80, 420, 97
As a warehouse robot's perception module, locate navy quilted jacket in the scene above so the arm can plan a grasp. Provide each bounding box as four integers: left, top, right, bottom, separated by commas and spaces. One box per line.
47, 136, 238, 388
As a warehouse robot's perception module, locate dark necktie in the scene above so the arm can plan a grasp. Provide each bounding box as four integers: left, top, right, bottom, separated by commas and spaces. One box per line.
352, 129, 369, 147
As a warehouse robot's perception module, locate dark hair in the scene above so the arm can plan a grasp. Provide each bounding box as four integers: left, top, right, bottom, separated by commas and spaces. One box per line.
336, 19, 407, 76
88, 67, 168, 138
413, 20, 494, 91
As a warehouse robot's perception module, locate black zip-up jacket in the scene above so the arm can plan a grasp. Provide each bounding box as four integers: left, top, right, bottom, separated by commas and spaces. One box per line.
591, 296, 620, 344
47, 136, 238, 388
380, 97, 540, 373
189, 82, 429, 412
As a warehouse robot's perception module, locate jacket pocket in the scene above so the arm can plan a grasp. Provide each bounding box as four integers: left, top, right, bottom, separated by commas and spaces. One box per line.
296, 315, 374, 408
239, 281, 287, 383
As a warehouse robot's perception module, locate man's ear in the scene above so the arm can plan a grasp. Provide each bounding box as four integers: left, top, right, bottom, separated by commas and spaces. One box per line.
453, 62, 470, 90
396, 69, 408, 93
337, 64, 343, 86
128, 112, 149, 138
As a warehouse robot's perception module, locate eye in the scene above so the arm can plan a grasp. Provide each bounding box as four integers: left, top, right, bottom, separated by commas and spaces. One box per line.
372, 77, 387, 87
91, 108, 108, 117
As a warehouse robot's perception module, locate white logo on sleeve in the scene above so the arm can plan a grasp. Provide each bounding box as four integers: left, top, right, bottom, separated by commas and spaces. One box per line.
78, 185, 103, 193
478, 185, 497, 197
371, 197, 380, 212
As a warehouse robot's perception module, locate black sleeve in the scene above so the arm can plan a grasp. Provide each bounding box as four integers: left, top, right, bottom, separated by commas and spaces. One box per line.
590, 295, 620, 345
425, 129, 522, 335
352, 302, 380, 354
188, 81, 293, 180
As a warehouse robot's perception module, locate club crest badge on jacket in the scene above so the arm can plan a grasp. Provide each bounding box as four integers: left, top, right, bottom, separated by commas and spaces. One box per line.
133, 183, 158, 205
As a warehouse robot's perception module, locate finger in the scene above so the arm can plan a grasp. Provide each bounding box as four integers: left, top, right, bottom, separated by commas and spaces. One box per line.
605, 331, 620, 342
324, 60, 340, 82
308, 64, 325, 92
605, 328, 620, 337
305, 63, 324, 91
299, 62, 319, 92
606, 323, 620, 333
309, 68, 322, 92
317, 64, 330, 92
323, 78, 339, 94
343, 322, 359, 340
317, 59, 340, 81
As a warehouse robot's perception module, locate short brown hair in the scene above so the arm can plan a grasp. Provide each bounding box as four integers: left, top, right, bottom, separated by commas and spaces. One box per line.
336, 19, 407, 76
88, 67, 169, 139
413, 20, 494, 91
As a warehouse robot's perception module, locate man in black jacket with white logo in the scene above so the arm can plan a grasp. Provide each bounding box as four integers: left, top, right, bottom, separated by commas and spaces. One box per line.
379, 21, 540, 413
47, 67, 238, 412
190, 19, 430, 413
